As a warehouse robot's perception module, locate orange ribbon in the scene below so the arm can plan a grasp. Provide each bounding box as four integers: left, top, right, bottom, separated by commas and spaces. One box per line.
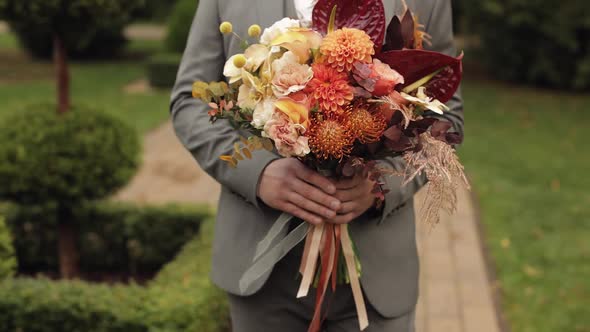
297, 223, 369, 332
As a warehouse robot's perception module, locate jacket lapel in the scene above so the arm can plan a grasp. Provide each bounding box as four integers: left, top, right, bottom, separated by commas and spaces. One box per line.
256, 0, 286, 29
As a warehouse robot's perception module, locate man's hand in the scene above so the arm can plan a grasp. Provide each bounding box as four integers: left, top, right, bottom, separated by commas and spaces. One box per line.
257, 159, 341, 225
329, 174, 376, 224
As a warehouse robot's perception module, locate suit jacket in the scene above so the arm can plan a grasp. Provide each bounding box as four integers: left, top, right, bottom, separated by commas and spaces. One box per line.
170, 0, 463, 319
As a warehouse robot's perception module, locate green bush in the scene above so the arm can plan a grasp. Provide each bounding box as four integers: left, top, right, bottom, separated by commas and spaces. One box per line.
0, 217, 16, 279
0, 278, 148, 332
464, 0, 590, 89
0, 219, 230, 332
146, 220, 230, 332
0, 0, 145, 59
2, 202, 209, 275
165, 0, 199, 53
135, 0, 179, 22
0, 104, 140, 206
147, 53, 182, 88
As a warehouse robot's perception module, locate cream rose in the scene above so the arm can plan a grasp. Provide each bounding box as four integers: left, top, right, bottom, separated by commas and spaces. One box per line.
260, 18, 301, 45
271, 51, 313, 97
251, 98, 277, 129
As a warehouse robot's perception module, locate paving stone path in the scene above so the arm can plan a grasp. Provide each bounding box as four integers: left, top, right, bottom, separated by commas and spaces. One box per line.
118, 120, 503, 331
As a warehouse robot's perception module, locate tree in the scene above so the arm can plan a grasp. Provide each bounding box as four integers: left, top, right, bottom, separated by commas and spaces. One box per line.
0, 1, 144, 278
0, 0, 145, 113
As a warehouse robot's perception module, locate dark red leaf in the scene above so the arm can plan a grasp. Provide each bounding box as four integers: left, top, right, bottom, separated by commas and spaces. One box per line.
313, 0, 386, 52
377, 50, 463, 103
400, 10, 415, 49
430, 120, 452, 140
383, 126, 402, 141
404, 118, 437, 138
382, 16, 403, 51
384, 135, 413, 152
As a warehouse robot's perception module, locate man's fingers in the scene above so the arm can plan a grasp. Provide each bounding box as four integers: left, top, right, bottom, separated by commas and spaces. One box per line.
335, 188, 365, 202
328, 212, 357, 225
291, 179, 341, 211
281, 202, 323, 225
296, 166, 336, 194
335, 175, 364, 190
287, 192, 337, 219
338, 201, 358, 215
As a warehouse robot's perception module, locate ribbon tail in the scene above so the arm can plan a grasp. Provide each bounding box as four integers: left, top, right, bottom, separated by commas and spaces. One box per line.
331, 225, 341, 291
254, 212, 294, 261
341, 224, 369, 331
299, 226, 314, 275
239, 221, 309, 294
297, 223, 325, 298
308, 224, 336, 332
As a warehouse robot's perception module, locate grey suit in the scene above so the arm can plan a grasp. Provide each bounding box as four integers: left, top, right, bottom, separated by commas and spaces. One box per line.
171, 0, 463, 330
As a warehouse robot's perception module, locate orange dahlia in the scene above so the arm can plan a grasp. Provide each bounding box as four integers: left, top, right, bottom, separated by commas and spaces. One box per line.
305, 63, 353, 114
308, 114, 354, 160
347, 102, 387, 144
320, 28, 375, 72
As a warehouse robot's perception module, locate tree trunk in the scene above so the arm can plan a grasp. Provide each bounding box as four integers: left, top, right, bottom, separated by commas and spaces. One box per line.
53, 34, 70, 114
57, 210, 79, 279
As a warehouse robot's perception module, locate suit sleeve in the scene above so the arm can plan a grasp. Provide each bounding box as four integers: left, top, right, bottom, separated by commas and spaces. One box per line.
377, 0, 464, 222
170, 0, 279, 208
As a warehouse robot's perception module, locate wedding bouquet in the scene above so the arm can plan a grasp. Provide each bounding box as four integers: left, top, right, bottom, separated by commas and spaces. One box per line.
192, 0, 467, 330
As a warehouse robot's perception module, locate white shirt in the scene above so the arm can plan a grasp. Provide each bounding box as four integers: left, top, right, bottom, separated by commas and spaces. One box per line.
294, 0, 318, 27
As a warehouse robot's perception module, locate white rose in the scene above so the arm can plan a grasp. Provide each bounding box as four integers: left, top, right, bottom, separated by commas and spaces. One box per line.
260, 18, 301, 45
251, 98, 277, 129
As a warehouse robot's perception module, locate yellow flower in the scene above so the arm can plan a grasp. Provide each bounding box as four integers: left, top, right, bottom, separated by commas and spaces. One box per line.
270, 27, 323, 63
274, 97, 310, 129
233, 54, 247, 68
219, 22, 233, 34
248, 24, 262, 38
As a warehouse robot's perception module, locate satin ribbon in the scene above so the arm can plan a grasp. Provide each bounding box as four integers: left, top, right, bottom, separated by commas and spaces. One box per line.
239, 219, 310, 294
341, 224, 369, 331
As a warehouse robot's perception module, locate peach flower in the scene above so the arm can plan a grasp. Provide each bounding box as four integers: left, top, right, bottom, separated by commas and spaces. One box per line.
263, 113, 310, 157
271, 51, 313, 97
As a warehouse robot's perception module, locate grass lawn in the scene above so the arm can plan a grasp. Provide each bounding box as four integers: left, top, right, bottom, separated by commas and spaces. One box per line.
0, 34, 169, 135
459, 78, 590, 332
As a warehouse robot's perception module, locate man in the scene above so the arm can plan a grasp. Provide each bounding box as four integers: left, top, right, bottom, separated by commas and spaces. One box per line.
171, 0, 463, 331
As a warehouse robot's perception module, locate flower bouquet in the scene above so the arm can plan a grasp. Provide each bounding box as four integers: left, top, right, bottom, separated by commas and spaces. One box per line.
192, 0, 468, 330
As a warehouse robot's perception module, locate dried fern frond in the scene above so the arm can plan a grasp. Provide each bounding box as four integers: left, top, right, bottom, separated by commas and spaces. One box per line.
401, 133, 470, 226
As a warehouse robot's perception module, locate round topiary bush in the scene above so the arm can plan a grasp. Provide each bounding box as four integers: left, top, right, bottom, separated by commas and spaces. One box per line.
165, 0, 199, 53
464, 0, 590, 90
0, 104, 140, 206
10, 23, 127, 60
0, 0, 145, 60
0, 216, 17, 280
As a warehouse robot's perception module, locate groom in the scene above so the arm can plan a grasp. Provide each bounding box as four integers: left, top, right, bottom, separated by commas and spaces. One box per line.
171, 0, 463, 331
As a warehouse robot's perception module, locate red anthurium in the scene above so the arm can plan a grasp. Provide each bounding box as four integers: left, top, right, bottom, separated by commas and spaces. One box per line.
312, 0, 386, 52
377, 50, 463, 103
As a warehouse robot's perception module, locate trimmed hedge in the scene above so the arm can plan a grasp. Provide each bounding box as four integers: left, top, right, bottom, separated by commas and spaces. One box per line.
0, 104, 140, 206
147, 53, 182, 88
2, 201, 209, 275
464, 0, 590, 89
165, 0, 199, 53
146, 219, 230, 332
0, 217, 16, 279
0, 220, 230, 332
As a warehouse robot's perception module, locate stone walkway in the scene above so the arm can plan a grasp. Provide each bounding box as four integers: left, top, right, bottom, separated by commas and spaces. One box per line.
117, 121, 503, 332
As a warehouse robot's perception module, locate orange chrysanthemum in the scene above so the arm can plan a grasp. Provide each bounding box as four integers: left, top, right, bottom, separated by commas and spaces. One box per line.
347, 102, 387, 144
308, 114, 354, 160
305, 63, 354, 114
320, 28, 375, 72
